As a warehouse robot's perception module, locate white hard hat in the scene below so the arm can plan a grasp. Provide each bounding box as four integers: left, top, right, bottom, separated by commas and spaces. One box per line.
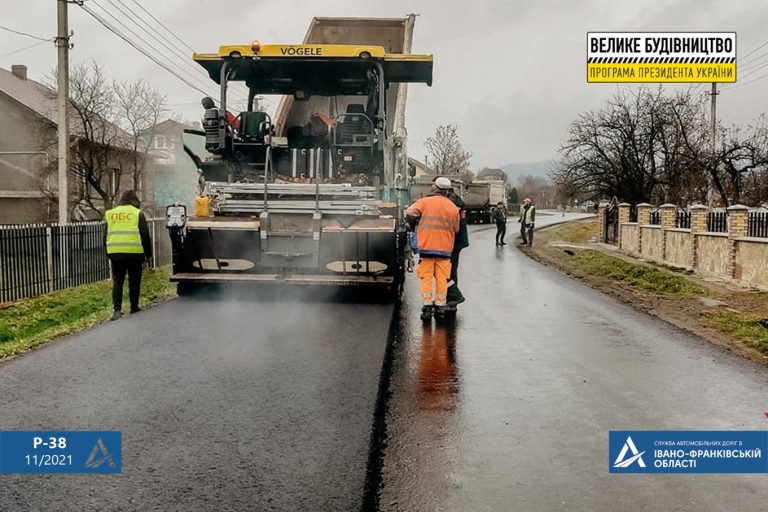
434, 177, 452, 190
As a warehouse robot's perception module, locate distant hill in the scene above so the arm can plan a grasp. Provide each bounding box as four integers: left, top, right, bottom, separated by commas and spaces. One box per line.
500, 160, 556, 182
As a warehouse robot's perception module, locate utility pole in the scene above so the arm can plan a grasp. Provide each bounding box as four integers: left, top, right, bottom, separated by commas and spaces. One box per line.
56, 0, 70, 224
707, 82, 719, 205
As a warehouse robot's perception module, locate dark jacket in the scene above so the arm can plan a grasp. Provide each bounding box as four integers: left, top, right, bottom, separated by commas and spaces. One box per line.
448, 190, 470, 251
492, 206, 507, 224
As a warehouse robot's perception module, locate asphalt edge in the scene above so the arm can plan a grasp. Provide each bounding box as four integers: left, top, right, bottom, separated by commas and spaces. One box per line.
360, 298, 402, 511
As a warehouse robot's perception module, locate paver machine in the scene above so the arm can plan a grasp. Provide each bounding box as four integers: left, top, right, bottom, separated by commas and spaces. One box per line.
166, 17, 433, 296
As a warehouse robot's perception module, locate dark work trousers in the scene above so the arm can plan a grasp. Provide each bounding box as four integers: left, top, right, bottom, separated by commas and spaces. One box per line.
521, 223, 534, 245
447, 249, 464, 302
110, 256, 144, 312
495, 222, 507, 245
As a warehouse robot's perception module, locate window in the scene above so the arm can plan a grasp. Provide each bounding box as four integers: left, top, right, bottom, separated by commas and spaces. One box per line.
153, 135, 168, 150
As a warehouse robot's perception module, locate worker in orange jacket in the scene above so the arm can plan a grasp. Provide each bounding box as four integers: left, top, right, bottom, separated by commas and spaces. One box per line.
406, 176, 460, 321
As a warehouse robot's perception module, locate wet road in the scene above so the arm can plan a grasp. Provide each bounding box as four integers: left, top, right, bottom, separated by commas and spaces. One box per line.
2, 212, 767, 511
380, 213, 768, 511
0, 295, 394, 511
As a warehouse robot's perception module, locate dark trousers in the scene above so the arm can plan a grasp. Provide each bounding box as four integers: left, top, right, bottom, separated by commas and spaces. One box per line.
495, 222, 506, 244
110, 256, 143, 312
521, 223, 534, 245
447, 249, 464, 302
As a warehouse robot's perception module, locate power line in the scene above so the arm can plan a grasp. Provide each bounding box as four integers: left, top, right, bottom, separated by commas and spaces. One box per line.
130, 0, 196, 53
0, 39, 50, 58
125, 0, 252, 105
88, 0, 249, 106
734, 58, 768, 82
721, 69, 768, 92
0, 23, 54, 42
739, 38, 768, 63
79, 2, 214, 98
738, 51, 768, 69
88, 0, 219, 96
110, 0, 250, 103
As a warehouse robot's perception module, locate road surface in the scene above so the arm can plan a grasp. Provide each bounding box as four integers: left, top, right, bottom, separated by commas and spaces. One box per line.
0, 292, 395, 511
1, 212, 767, 511
380, 213, 768, 511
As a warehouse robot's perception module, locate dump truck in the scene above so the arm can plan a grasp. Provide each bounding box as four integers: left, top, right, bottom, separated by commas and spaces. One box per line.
463, 180, 507, 223
165, 17, 432, 296
409, 175, 466, 200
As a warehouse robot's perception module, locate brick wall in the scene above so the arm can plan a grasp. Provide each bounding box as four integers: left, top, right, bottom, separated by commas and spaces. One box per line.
608, 203, 768, 290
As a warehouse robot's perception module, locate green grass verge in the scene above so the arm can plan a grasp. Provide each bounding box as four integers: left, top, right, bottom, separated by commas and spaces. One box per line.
702, 312, 768, 353
565, 249, 710, 296
537, 219, 599, 244
0, 267, 176, 360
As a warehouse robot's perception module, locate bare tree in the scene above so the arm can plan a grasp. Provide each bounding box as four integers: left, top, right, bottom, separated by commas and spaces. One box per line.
41, 60, 167, 218
556, 87, 711, 205
557, 86, 768, 207
425, 125, 472, 175
114, 79, 168, 194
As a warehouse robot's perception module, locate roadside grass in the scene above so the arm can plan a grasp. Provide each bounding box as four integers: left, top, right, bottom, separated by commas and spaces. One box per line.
536, 219, 598, 244
702, 312, 768, 353
533, 220, 768, 357
0, 267, 176, 360
565, 249, 710, 296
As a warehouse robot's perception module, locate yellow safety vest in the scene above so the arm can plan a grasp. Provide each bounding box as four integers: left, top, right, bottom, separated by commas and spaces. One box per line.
521, 205, 535, 224
105, 204, 143, 254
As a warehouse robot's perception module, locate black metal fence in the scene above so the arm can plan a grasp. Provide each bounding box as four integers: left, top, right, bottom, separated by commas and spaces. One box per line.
748, 211, 768, 238
628, 205, 638, 223
649, 209, 661, 225
676, 210, 691, 229
707, 211, 728, 233
0, 219, 170, 303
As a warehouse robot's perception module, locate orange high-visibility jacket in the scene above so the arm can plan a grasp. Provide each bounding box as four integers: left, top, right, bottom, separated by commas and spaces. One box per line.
406, 194, 460, 258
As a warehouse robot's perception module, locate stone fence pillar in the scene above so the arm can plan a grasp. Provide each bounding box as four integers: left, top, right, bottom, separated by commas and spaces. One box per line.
689, 204, 709, 270
727, 204, 749, 279
636, 203, 652, 254
636, 203, 652, 225
659, 203, 676, 261
618, 203, 631, 248
597, 201, 608, 243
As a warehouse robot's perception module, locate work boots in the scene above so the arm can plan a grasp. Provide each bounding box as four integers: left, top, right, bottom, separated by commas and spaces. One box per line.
434, 305, 447, 320
421, 305, 433, 321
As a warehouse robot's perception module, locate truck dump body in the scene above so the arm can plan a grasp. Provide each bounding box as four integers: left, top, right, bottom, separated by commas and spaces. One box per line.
274, 18, 414, 139
463, 181, 507, 223
168, 17, 432, 293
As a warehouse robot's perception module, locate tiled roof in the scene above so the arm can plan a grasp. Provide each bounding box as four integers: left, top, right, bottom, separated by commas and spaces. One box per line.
0, 66, 135, 149
0, 66, 58, 123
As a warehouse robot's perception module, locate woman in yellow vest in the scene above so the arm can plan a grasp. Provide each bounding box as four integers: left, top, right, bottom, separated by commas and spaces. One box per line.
104, 190, 152, 320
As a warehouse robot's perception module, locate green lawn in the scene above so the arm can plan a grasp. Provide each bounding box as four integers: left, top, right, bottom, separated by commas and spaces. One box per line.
702, 312, 768, 353
0, 268, 176, 360
565, 249, 710, 296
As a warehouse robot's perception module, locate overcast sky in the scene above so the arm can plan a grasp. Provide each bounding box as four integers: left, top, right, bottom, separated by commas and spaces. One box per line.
2, 0, 768, 169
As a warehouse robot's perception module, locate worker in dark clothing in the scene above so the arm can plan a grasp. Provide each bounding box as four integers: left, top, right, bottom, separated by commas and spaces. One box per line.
519, 197, 536, 246
446, 187, 469, 305
492, 201, 507, 246
104, 190, 152, 320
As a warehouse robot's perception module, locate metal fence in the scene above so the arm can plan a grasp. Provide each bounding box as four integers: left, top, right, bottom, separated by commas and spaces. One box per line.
676, 209, 691, 229
649, 209, 661, 225
0, 219, 170, 303
707, 211, 728, 233
748, 211, 768, 238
